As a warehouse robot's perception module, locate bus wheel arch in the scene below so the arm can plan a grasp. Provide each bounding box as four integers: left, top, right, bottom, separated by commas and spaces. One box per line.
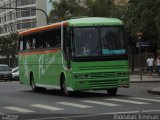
60, 73, 70, 96
30, 72, 36, 92
30, 72, 45, 92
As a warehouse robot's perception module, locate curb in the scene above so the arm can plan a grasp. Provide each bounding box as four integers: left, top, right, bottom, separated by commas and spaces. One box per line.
130, 80, 160, 83
148, 89, 160, 95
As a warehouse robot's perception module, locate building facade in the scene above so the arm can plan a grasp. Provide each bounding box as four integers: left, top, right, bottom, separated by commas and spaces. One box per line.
0, 0, 47, 36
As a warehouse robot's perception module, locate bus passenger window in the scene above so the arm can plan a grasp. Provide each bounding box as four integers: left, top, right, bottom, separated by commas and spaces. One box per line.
20, 40, 23, 50
26, 40, 31, 50
55, 36, 61, 47
46, 41, 50, 48
53, 29, 61, 48
36, 34, 44, 49
45, 32, 51, 48
49, 32, 54, 47
23, 37, 26, 50
32, 38, 36, 49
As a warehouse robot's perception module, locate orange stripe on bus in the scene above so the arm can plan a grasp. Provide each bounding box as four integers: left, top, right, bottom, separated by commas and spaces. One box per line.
19, 22, 67, 36
19, 49, 60, 56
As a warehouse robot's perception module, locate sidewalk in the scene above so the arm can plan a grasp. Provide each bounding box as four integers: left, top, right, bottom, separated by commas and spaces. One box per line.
130, 73, 160, 95
130, 74, 160, 83
148, 88, 160, 95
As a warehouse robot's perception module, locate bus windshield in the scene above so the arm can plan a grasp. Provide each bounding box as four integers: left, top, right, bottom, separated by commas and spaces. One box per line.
73, 27, 125, 57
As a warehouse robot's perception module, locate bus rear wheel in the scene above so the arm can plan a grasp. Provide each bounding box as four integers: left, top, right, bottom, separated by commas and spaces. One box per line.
107, 88, 117, 96
30, 75, 45, 92
30, 76, 37, 92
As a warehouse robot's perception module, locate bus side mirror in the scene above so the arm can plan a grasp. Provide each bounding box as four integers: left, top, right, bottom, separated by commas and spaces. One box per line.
66, 46, 71, 69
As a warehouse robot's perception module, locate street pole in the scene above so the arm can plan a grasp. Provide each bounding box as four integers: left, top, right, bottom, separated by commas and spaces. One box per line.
138, 36, 142, 81
137, 32, 143, 81
0, 7, 49, 25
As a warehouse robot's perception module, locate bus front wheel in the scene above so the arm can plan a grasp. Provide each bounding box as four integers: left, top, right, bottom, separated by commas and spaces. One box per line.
107, 88, 117, 96
61, 75, 71, 96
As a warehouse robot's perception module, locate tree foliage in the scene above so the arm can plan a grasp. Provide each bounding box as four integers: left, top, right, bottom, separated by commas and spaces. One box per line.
0, 32, 18, 59
85, 0, 115, 17
49, 0, 86, 22
49, 0, 116, 22
124, 0, 160, 48
48, 0, 160, 50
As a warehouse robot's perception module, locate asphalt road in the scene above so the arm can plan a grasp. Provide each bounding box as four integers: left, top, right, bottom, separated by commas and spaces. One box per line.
0, 80, 160, 120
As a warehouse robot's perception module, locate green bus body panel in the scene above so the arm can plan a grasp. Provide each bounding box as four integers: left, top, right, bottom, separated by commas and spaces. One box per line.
66, 17, 123, 27
68, 60, 129, 91
19, 49, 129, 91
19, 50, 64, 86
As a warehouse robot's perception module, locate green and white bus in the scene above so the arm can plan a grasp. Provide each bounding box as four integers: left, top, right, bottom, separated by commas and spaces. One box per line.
19, 17, 129, 95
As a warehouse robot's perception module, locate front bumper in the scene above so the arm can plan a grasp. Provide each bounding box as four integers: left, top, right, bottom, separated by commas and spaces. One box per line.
69, 77, 129, 91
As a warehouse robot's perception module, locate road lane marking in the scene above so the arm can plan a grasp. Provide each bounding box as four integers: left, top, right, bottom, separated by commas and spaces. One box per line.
57, 102, 92, 108
26, 111, 139, 120
82, 100, 120, 106
19, 109, 160, 120
4, 107, 34, 113
132, 97, 160, 102
106, 98, 149, 104
142, 109, 160, 113
31, 104, 63, 111
155, 97, 160, 98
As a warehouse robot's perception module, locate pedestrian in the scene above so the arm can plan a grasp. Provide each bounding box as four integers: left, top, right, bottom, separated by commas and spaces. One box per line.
146, 55, 154, 78
155, 55, 160, 77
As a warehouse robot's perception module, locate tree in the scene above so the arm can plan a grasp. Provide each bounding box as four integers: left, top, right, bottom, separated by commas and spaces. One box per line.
85, 0, 115, 17
113, 0, 160, 71
124, 0, 160, 50
0, 32, 18, 66
49, 0, 85, 22
49, 0, 117, 22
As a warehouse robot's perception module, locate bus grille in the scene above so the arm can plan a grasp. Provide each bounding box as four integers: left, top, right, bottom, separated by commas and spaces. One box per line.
75, 72, 125, 79
76, 64, 128, 89
88, 80, 118, 89
90, 72, 116, 78
79, 65, 126, 71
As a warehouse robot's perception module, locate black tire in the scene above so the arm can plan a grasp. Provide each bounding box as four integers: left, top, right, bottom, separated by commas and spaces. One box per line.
5, 79, 8, 82
61, 75, 71, 96
15, 76, 19, 81
30, 75, 40, 92
30, 75, 46, 92
30, 75, 37, 92
107, 88, 117, 96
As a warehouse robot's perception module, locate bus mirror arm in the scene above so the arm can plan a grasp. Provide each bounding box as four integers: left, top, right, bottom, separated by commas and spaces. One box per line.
66, 46, 71, 69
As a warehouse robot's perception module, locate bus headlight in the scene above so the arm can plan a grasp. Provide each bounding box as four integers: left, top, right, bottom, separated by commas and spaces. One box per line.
74, 74, 91, 79
119, 80, 129, 88
117, 72, 129, 76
